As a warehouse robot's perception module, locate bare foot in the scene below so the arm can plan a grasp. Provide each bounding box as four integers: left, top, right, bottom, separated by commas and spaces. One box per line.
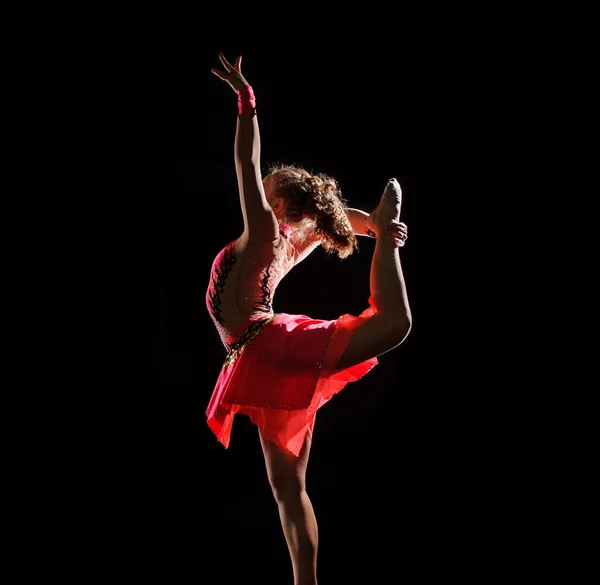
366, 178, 402, 236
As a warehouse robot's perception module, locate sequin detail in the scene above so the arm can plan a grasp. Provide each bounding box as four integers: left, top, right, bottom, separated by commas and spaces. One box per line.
253, 265, 273, 313
223, 316, 275, 368
205, 225, 320, 347
208, 244, 236, 325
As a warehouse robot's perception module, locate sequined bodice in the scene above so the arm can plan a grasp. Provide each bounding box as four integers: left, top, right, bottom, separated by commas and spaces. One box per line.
206, 226, 318, 346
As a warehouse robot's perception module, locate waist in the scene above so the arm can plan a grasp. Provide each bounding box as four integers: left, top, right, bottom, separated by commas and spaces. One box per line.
223, 315, 276, 368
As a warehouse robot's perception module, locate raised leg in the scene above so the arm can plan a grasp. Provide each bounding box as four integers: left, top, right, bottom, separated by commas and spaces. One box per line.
337, 178, 412, 370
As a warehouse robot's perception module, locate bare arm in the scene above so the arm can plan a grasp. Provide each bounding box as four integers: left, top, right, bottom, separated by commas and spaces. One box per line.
345, 207, 375, 238
346, 206, 408, 246
212, 53, 278, 243
234, 113, 278, 242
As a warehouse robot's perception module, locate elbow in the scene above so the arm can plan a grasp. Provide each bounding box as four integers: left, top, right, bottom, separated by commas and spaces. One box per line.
235, 156, 261, 171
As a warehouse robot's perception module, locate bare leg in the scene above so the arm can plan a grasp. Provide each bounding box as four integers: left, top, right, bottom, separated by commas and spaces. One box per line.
259, 429, 318, 585
337, 178, 412, 369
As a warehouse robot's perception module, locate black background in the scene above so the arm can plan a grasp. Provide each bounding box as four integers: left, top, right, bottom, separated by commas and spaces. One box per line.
153, 45, 424, 583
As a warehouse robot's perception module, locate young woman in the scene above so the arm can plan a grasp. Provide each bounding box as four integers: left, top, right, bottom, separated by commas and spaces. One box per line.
206, 53, 412, 585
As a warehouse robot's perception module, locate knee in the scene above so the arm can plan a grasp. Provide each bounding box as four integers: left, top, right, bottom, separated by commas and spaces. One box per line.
387, 313, 412, 347
267, 472, 305, 504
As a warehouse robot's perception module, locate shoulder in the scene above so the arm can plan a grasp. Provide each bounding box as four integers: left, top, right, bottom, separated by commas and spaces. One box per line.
234, 230, 284, 255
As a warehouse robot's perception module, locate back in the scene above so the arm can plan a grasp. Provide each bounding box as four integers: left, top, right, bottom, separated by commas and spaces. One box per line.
206, 226, 318, 345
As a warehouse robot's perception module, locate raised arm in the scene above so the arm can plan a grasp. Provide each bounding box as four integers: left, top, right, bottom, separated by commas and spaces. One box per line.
346, 207, 408, 246
211, 53, 278, 243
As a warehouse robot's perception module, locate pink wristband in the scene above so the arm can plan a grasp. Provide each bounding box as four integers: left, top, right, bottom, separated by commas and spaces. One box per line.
237, 85, 256, 117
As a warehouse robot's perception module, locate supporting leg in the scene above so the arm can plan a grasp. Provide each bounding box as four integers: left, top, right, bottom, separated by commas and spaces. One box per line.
259, 429, 318, 585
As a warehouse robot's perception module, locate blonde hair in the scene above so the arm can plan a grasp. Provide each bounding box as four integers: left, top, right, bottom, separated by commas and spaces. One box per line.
265, 162, 358, 259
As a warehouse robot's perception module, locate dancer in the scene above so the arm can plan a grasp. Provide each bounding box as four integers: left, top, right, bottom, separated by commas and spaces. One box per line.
206, 53, 412, 585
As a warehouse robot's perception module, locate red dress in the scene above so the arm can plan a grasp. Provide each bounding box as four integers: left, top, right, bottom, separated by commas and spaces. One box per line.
205, 225, 378, 457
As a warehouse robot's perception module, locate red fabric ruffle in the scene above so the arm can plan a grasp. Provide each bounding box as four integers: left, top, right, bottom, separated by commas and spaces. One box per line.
206, 299, 378, 456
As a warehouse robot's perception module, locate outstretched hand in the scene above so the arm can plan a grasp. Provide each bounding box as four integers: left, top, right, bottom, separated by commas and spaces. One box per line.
211, 52, 249, 92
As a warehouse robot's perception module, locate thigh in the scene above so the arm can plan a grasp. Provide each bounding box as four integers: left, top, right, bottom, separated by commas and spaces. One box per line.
336, 313, 400, 370
259, 428, 312, 491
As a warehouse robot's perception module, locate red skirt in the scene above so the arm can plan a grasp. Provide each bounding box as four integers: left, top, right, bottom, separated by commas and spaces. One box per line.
206, 300, 378, 457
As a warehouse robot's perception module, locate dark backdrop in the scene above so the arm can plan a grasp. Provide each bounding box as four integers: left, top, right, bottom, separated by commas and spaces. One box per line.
154, 46, 423, 583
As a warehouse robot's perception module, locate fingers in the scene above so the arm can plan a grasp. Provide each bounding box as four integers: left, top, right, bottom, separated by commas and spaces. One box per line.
384, 221, 408, 236
219, 52, 234, 71
211, 68, 228, 80
213, 53, 242, 82
384, 220, 408, 247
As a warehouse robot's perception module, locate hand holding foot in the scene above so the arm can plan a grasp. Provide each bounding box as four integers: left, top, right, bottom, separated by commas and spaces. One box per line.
366, 178, 403, 238
384, 220, 408, 247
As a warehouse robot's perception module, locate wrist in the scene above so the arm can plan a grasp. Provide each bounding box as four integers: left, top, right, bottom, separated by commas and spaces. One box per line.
237, 85, 256, 117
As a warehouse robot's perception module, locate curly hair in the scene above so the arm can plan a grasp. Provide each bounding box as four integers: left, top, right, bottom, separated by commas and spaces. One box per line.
265, 163, 358, 259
